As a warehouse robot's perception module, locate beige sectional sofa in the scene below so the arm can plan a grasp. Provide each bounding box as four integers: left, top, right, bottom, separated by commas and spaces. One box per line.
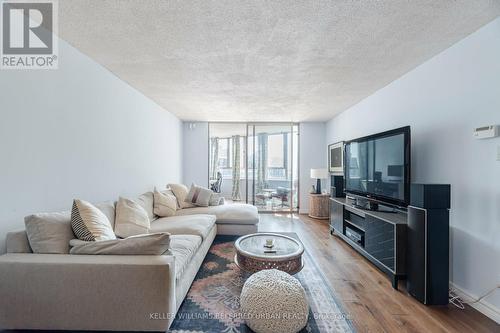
0, 191, 259, 331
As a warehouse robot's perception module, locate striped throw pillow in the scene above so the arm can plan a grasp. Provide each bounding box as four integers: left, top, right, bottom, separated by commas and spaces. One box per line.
185, 184, 213, 207
71, 199, 116, 241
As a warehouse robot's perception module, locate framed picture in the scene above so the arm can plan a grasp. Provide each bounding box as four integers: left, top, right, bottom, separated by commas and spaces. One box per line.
328, 141, 344, 174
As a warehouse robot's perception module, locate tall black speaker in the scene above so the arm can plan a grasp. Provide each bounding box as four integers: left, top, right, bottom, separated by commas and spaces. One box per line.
407, 184, 450, 305
330, 175, 345, 198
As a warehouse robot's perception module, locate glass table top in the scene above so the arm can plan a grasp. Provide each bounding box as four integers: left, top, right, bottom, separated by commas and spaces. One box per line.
235, 233, 304, 259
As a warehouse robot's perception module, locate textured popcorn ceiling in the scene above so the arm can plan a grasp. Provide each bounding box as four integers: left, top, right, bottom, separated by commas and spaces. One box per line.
58, 1, 500, 121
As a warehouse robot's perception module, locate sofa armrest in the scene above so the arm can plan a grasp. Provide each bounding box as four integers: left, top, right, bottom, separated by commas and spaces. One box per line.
6, 229, 32, 253
0, 253, 176, 331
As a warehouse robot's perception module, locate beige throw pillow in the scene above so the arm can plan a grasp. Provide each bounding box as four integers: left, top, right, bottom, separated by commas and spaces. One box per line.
135, 191, 155, 221
186, 184, 213, 207
153, 188, 177, 217
71, 199, 116, 241
114, 197, 150, 238
25, 211, 74, 253
168, 183, 196, 209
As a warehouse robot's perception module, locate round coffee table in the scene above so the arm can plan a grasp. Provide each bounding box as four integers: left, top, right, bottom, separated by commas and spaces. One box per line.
234, 233, 304, 274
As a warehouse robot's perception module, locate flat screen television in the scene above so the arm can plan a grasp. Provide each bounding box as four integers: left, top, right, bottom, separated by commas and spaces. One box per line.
344, 126, 411, 207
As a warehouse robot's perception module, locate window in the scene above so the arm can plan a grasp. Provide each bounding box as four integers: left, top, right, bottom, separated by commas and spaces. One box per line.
218, 138, 231, 168
268, 134, 285, 168
208, 123, 299, 212
213, 136, 246, 179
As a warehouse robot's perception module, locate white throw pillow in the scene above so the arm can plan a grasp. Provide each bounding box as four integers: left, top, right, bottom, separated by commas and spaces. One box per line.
168, 183, 196, 209
153, 188, 177, 217
209, 193, 225, 206
71, 199, 116, 241
114, 197, 150, 238
185, 184, 213, 207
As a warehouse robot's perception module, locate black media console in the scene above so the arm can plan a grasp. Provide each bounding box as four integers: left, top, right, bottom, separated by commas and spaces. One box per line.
330, 197, 407, 289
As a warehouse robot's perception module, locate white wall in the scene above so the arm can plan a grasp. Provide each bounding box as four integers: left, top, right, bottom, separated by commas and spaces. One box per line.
325, 18, 500, 318
0, 39, 182, 252
182, 122, 209, 187
299, 123, 326, 214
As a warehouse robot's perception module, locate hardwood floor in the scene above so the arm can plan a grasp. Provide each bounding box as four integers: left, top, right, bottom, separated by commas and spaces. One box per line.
258, 213, 499, 333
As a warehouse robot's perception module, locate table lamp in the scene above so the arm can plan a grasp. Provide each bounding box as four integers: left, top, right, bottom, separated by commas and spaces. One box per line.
310, 168, 328, 194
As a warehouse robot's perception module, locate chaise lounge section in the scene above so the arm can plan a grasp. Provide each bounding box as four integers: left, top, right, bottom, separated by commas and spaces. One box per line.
174, 203, 259, 235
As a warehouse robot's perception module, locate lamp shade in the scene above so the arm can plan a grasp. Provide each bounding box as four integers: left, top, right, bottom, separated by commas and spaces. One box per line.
310, 168, 328, 179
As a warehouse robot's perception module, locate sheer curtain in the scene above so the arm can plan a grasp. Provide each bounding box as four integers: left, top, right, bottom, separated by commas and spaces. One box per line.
256, 133, 268, 194
209, 137, 219, 180
231, 135, 241, 200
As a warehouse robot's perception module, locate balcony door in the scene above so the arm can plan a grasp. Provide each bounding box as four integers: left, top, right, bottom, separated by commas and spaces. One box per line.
247, 124, 299, 212
209, 123, 298, 212
208, 123, 247, 203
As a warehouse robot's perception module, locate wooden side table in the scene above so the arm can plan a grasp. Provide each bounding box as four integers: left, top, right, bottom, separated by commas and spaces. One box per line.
308, 194, 330, 220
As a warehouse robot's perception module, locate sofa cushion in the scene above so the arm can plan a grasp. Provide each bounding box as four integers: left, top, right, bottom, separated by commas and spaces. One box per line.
114, 197, 150, 238
169, 234, 202, 280
24, 211, 75, 254
168, 183, 196, 209
150, 214, 216, 240
185, 184, 212, 207
69, 233, 170, 255
135, 191, 156, 221
175, 204, 259, 225
71, 199, 116, 241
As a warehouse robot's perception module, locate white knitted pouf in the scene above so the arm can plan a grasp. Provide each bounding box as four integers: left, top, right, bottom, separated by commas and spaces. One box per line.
240, 269, 309, 333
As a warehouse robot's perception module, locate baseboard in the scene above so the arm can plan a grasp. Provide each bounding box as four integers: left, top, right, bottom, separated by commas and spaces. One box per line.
450, 282, 500, 324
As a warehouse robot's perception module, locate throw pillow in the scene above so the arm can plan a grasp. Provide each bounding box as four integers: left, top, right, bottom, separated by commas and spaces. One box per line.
135, 191, 156, 221
114, 197, 150, 238
168, 183, 196, 209
185, 184, 213, 207
25, 211, 74, 253
153, 188, 177, 217
70, 233, 170, 255
209, 193, 224, 206
71, 199, 116, 241
94, 201, 116, 229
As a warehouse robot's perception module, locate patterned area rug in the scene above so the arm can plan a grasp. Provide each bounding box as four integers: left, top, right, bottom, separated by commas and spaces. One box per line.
169, 234, 354, 333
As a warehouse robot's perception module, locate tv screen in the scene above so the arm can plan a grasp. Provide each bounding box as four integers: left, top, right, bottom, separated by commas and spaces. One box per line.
344, 126, 410, 206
